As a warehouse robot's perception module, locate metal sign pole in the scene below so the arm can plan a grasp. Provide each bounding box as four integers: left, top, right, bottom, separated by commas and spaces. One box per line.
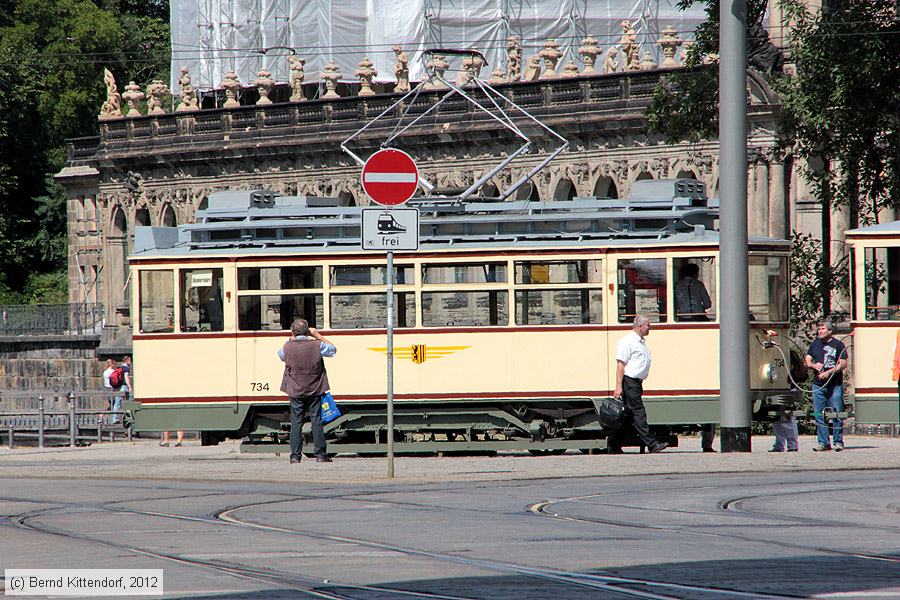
386, 250, 395, 477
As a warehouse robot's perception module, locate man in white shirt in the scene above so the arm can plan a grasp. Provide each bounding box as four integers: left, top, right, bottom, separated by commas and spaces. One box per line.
607, 315, 668, 453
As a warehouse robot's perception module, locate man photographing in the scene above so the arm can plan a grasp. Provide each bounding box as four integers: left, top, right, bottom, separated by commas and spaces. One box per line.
278, 318, 337, 464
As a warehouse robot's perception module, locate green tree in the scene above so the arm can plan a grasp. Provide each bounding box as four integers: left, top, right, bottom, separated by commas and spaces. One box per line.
0, 0, 169, 302
646, 0, 900, 327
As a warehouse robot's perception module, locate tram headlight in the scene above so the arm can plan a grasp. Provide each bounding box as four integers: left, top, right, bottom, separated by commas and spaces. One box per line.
761, 362, 778, 383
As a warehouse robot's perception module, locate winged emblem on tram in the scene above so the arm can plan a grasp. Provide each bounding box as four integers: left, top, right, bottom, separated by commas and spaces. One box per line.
367, 345, 470, 364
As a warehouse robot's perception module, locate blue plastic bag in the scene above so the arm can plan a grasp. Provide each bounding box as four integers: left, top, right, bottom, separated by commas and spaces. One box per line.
321, 392, 341, 424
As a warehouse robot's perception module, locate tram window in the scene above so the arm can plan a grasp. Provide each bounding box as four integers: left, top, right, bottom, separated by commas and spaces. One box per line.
864, 247, 900, 320
422, 262, 507, 284
422, 291, 508, 326
515, 289, 603, 325
617, 259, 667, 323
330, 265, 414, 286
747, 256, 788, 322
238, 294, 323, 331
237, 266, 322, 291
180, 269, 224, 332
329, 293, 415, 328
673, 258, 716, 322
139, 270, 174, 333
515, 260, 602, 284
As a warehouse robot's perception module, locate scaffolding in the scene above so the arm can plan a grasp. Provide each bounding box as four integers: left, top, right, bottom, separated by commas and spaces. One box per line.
170, 0, 707, 93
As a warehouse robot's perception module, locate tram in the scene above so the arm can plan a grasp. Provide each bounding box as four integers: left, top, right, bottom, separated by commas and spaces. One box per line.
845, 220, 900, 424
127, 180, 798, 451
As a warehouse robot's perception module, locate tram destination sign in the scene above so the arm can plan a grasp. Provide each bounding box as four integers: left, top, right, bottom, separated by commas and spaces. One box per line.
361, 208, 419, 251
362, 148, 419, 206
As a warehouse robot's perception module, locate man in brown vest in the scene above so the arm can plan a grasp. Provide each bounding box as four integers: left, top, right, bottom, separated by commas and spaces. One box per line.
278, 318, 337, 463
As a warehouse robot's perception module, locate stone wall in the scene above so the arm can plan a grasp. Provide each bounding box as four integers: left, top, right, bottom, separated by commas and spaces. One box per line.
0, 337, 105, 394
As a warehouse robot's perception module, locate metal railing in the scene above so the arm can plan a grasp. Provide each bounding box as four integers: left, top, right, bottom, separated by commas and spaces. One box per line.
0, 303, 104, 336
0, 392, 132, 447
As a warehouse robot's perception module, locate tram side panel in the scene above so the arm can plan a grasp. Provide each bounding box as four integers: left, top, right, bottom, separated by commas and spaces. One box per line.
853, 325, 900, 424
132, 336, 242, 431
231, 328, 611, 439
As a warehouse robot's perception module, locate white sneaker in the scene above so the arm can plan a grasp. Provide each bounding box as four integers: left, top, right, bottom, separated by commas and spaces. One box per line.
833, 443, 843, 452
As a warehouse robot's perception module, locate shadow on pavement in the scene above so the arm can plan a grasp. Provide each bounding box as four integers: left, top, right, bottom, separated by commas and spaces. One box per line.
168, 552, 900, 599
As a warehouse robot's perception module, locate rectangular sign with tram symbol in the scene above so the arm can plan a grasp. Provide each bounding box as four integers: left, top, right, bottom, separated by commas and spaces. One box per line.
361, 208, 420, 251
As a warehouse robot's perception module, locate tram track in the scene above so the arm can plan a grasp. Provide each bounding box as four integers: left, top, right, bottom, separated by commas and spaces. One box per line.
4, 473, 897, 599
528, 481, 900, 566
1, 486, 789, 600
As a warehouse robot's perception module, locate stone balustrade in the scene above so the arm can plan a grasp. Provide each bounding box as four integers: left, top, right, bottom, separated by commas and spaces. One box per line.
78, 68, 698, 161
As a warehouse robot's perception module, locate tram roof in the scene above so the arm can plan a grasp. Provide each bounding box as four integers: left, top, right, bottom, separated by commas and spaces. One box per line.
131, 189, 791, 261
845, 219, 900, 238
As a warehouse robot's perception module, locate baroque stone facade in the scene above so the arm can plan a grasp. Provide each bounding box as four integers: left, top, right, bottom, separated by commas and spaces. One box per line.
58, 66, 827, 350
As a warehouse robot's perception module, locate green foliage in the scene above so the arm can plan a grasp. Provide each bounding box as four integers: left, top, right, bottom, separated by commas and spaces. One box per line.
789, 231, 850, 336
647, 67, 719, 143
776, 0, 900, 224
0, 0, 169, 303
646, 0, 780, 143
647, 0, 900, 327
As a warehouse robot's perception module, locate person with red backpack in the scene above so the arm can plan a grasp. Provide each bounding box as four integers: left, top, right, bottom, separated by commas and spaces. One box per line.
103, 357, 130, 424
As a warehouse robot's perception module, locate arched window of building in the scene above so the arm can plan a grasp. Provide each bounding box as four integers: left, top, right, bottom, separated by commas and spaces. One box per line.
337, 190, 356, 206
108, 206, 130, 314
593, 176, 619, 199
135, 207, 150, 227
161, 204, 177, 227
479, 182, 499, 199
676, 169, 699, 180
636, 171, 655, 181
553, 179, 576, 201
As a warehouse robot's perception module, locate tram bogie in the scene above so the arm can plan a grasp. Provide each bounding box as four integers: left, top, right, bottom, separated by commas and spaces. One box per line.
127, 187, 801, 451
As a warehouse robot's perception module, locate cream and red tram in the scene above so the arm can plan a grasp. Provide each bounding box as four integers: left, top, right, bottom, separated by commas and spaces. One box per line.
128, 182, 796, 451
846, 220, 900, 424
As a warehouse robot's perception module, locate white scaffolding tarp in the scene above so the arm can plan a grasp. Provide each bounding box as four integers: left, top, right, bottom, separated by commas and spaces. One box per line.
170, 0, 707, 93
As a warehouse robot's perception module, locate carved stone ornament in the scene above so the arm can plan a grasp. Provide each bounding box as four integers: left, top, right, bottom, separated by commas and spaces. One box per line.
578, 37, 602, 75
489, 68, 506, 83
146, 80, 169, 115
619, 20, 640, 71
176, 66, 199, 112
657, 26, 684, 68
507, 35, 522, 80
288, 55, 306, 102
253, 69, 275, 105
393, 45, 410, 93
639, 52, 657, 71
539, 39, 563, 78
602, 47, 619, 74
456, 47, 484, 86
423, 54, 449, 88
122, 81, 145, 117
322, 61, 342, 99
562, 60, 580, 78
99, 68, 123, 120
355, 57, 377, 96
524, 54, 542, 81
221, 71, 241, 108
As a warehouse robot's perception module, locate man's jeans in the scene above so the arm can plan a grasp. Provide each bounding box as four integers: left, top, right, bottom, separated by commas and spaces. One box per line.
289, 394, 327, 460
772, 417, 799, 451
812, 384, 843, 447
111, 395, 123, 423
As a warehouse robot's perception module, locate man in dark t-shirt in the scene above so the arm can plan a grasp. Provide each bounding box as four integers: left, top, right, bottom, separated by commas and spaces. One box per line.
805, 320, 848, 451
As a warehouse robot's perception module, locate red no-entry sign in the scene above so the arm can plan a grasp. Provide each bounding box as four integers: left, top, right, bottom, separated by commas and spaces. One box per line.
362, 148, 419, 206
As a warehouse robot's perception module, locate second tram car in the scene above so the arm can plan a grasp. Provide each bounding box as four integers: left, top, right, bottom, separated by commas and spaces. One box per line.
128, 182, 798, 451
846, 220, 900, 424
